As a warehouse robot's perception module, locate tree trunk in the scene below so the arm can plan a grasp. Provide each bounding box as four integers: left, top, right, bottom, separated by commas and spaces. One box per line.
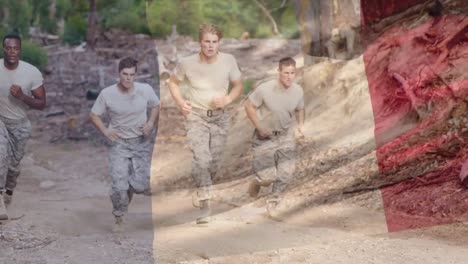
87, 0, 97, 49
294, 0, 321, 65
320, 0, 333, 46
49, 0, 56, 20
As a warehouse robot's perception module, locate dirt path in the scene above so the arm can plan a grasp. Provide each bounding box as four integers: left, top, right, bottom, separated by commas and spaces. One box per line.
1, 137, 467, 263
152, 183, 468, 263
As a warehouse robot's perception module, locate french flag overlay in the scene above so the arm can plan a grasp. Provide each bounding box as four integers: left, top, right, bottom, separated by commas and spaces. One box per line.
362, 0, 468, 232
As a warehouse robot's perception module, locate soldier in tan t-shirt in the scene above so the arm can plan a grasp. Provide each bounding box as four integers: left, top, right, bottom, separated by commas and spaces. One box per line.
0, 34, 47, 220
169, 24, 243, 224
90, 57, 160, 232
244, 57, 305, 217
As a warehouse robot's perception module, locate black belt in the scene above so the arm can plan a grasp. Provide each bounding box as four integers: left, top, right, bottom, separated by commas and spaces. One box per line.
192, 107, 225, 117
272, 130, 283, 136
255, 129, 286, 139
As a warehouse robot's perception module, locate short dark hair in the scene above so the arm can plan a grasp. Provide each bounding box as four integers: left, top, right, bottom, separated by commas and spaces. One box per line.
2, 34, 21, 48
279, 57, 296, 70
118, 57, 138, 72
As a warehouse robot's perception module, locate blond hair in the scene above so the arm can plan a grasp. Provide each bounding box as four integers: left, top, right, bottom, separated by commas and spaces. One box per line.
198, 24, 223, 41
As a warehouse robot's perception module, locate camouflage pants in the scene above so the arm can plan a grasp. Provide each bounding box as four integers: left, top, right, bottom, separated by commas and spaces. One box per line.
185, 111, 230, 199
0, 117, 32, 192
252, 128, 296, 197
108, 136, 153, 217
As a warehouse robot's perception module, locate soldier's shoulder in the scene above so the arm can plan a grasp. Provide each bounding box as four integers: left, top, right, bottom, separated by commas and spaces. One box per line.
292, 82, 304, 92
179, 53, 198, 64
219, 52, 237, 61
258, 79, 276, 89
100, 84, 118, 96
292, 83, 304, 99
134, 82, 152, 89
19, 60, 41, 74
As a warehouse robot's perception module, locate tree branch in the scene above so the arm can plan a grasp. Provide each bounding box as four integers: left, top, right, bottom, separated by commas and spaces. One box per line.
254, 0, 281, 35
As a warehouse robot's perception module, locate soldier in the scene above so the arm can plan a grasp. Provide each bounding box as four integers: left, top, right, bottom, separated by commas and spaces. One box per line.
244, 57, 304, 217
0, 34, 47, 220
90, 57, 159, 232
169, 24, 243, 224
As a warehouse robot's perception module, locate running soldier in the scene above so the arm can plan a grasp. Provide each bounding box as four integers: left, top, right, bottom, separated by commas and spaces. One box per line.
244, 57, 304, 217
0, 34, 47, 220
169, 24, 243, 224
90, 57, 159, 232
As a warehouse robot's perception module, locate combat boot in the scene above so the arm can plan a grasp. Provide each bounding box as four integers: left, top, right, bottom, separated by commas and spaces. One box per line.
4, 192, 12, 208
196, 199, 211, 224
112, 216, 125, 233
192, 186, 211, 208
0, 194, 8, 220
248, 179, 261, 198
266, 198, 280, 219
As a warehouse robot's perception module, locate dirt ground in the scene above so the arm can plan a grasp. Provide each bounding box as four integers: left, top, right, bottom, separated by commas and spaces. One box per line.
1, 134, 468, 263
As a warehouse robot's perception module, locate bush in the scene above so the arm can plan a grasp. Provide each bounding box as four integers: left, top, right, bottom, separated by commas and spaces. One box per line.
280, 8, 300, 39
0, 24, 7, 38
0, 40, 48, 72
146, 0, 201, 38
19, 41, 48, 72
102, 0, 150, 34
243, 79, 254, 95
63, 15, 87, 45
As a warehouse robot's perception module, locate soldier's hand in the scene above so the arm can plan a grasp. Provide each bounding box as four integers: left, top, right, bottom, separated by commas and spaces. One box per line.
142, 121, 154, 136
179, 100, 192, 116
10, 85, 25, 100
213, 96, 230, 109
296, 126, 305, 139
104, 129, 119, 142
257, 129, 271, 139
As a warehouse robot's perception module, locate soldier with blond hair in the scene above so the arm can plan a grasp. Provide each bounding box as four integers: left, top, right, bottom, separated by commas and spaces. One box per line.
169, 24, 243, 224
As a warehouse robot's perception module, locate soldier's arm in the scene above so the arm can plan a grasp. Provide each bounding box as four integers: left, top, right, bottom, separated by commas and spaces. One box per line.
295, 108, 305, 134
89, 113, 119, 141
226, 79, 243, 105
168, 75, 191, 115
143, 105, 160, 136
244, 99, 270, 138
11, 85, 46, 110
213, 79, 243, 109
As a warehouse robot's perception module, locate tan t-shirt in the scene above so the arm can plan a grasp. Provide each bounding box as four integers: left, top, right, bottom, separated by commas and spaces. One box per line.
0, 59, 43, 119
175, 52, 241, 110
249, 79, 304, 131
91, 82, 160, 138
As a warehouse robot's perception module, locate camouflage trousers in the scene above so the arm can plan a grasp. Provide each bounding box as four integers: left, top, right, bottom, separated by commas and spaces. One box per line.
108, 136, 153, 217
0, 117, 32, 193
185, 111, 230, 200
252, 128, 296, 198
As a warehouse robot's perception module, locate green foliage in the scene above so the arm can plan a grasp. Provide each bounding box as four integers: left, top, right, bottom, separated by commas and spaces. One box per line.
146, 0, 299, 39
4, 0, 32, 37
20, 41, 48, 71
146, 0, 202, 38
1, 0, 300, 42
279, 7, 300, 39
0, 40, 48, 71
29, 0, 55, 33
56, 0, 72, 18
0, 24, 7, 39
201, 1, 259, 38
63, 15, 87, 45
100, 0, 150, 34
243, 79, 255, 95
